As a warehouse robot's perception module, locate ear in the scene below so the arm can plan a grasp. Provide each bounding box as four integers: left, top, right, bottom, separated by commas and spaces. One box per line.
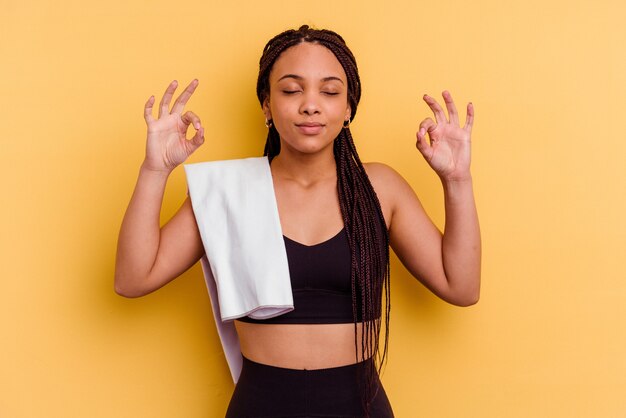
344, 105, 352, 122
263, 97, 272, 121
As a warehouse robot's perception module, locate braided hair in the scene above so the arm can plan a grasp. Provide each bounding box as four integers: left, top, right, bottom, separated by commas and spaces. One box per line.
256, 25, 391, 415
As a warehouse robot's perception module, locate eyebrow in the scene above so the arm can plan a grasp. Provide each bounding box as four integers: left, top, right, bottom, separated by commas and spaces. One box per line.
277, 74, 345, 84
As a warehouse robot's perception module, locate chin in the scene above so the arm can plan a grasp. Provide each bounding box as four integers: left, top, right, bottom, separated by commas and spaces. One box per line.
282, 137, 335, 155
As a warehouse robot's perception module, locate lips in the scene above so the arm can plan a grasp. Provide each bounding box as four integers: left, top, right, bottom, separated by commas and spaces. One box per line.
296, 122, 324, 127
295, 122, 325, 135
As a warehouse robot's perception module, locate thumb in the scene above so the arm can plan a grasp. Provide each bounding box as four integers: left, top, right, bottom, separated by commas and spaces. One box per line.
190, 126, 205, 149
415, 127, 433, 160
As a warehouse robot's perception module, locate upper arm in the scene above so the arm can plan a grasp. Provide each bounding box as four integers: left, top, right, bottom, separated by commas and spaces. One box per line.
365, 162, 453, 302
143, 196, 205, 294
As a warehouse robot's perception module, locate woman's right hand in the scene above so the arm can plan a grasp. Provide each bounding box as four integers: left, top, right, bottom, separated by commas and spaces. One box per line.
142, 79, 205, 173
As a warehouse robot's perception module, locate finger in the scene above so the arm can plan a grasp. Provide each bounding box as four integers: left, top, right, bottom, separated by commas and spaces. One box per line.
181, 111, 202, 131
144, 95, 155, 124
419, 118, 437, 145
158, 80, 178, 118
190, 126, 205, 148
464, 102, 475, 132
415, 126, 433, 160
419, 117, 436, 134
423, 94, 447, 124
442, 90, 459, 126
171, 79, 199, 115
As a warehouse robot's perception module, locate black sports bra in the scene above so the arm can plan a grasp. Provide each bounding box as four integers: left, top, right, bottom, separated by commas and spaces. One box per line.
236, 227, 376, 324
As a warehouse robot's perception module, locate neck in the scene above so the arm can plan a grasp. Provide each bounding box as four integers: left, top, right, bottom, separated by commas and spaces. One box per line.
270, 144, 336, 186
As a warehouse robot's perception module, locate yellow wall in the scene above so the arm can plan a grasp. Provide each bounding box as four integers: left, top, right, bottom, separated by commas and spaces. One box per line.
2, 0, 625, 416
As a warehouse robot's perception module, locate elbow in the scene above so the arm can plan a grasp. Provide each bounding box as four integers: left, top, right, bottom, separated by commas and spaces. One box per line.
445, 271, 481, 307
114, 273, 149, 298
446, 285, 480, 307
114, 286, 142, 299
452, 292, 480, 307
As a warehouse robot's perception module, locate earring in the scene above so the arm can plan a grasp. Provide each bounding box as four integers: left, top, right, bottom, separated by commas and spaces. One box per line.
265, 119, 273, 128
342, 119, 351, 129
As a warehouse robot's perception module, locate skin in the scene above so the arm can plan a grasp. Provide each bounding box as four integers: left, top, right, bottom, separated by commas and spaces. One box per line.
114, 41, 481, 370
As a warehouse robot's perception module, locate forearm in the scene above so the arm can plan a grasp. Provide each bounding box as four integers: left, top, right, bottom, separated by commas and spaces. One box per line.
440, 176, 481, 305
114, 163, 171, 296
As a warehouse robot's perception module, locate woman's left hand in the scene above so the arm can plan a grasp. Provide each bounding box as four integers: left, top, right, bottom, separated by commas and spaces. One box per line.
415, 91, 474, 181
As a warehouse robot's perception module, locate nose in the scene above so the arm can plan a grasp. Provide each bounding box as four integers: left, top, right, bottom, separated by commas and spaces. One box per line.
299, 92, 321, 115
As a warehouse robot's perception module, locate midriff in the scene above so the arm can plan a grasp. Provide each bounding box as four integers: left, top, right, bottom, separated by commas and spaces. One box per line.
233, 320, 377, 370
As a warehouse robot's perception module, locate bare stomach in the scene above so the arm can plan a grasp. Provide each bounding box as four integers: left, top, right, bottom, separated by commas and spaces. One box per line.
233, 320, 376, 370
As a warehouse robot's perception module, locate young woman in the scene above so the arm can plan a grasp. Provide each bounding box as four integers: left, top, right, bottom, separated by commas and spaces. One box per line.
115, 26, 480, 418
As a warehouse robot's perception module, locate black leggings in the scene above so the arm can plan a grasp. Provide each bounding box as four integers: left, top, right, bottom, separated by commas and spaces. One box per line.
225, 355, 394, 418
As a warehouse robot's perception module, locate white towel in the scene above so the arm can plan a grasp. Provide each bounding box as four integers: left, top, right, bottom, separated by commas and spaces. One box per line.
184, 157, 293, 383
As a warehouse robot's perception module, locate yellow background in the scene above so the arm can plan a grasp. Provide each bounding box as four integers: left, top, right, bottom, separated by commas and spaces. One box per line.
2, 0, 625, 416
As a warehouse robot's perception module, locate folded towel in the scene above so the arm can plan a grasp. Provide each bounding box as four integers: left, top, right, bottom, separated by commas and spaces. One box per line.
184, 157, 293, 383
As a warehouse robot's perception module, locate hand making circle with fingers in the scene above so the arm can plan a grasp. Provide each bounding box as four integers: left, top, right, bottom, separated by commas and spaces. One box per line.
415, 90, 474, 181
143, 79, 205, 173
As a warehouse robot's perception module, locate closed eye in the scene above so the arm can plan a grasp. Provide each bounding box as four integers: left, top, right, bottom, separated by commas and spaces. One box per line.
322, 92, 340, 96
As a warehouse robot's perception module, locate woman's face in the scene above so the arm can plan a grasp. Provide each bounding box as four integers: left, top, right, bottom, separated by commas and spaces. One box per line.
264, 42, 351, 156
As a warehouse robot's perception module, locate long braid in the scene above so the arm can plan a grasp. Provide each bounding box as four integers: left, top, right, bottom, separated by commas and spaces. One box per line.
257, 25, 391, 416
335, 127, 391, 412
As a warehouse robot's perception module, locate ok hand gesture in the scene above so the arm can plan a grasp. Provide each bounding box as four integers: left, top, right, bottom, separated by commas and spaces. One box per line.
415, 91, 474, 182
142, 80, 205, 173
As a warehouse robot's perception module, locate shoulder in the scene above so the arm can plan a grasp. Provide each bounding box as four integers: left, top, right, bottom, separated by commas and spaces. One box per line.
362, 162, 417, 225
363, 162, 410, 192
